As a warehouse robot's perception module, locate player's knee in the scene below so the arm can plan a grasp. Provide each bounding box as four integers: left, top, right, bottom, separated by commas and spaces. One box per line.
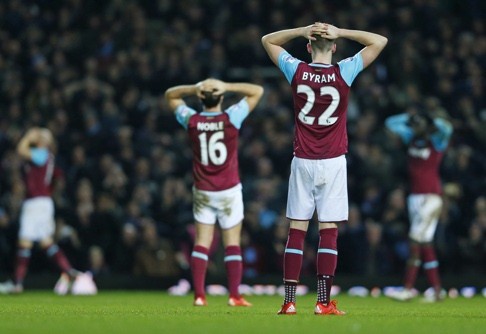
18, 240, 34, 249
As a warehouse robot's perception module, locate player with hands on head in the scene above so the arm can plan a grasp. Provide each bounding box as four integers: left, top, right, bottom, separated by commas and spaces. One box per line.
385, 107, 453, 302
262, 22, 387, 315
0, 128, 83, 294
165, 78, 264, 307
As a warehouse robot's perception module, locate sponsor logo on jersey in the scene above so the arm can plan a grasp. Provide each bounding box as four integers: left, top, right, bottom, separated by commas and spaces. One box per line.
283, 55, 296, 63
408, 147, 431, 159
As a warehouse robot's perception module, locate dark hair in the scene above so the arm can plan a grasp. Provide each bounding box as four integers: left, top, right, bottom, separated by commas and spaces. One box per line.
200, 90, 222, 109
407, 112, 434, 128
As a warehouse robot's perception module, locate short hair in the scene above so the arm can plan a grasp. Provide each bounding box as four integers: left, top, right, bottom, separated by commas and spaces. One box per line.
39, 128, 53, 145
310, 34, 335, 53
200, 90, 222, 109
408, 111, 433, 127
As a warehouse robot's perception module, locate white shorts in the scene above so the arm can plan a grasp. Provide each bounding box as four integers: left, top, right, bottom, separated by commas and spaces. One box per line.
19, 197, 55, 241
193, 183, 244, 230
408, 194, 443, 243
286, 155, 348, 222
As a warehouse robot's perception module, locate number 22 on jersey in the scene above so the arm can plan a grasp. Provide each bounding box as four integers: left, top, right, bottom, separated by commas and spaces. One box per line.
198, 131, 227, 165
297, 84, 340, 126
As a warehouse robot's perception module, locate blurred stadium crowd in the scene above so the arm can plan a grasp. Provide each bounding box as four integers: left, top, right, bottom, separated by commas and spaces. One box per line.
0, 0, 484, 282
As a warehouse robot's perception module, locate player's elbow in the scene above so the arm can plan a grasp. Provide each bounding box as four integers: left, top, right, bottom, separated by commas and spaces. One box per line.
164, 89, 172, 101
17, 147, 30, 160
261, 35, 273, 50
164, 90, 178, 107
261, 35, 268, 46
255, 85, 264, 99
252, 86, 265, 106
377, 36, 388, 49
247, 86, 265, 112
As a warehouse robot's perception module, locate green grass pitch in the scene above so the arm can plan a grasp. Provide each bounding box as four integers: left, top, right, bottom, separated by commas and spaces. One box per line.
1, 292, 485, 334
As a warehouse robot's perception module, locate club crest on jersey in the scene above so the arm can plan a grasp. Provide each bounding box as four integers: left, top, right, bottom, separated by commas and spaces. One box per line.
179, 107, 191, 118
408, 147, 431, 159
283, 55, 296, 63
197, 121, 224, 131
340, 55, 356, 63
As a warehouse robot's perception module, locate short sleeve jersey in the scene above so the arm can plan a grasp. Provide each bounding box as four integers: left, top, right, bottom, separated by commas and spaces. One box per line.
277, 50, 364, 159
407, 139, 444, 194
23, 149, 56, 198
385, 114, 453, 194
175, 99, 250, 191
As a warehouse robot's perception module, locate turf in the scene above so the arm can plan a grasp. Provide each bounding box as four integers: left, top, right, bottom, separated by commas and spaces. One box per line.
0, 292, 485, 334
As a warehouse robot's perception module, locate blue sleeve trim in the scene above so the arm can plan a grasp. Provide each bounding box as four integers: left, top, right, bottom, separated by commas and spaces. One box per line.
31, 148, 49, 166
430, 118, 453, 152
385, 114, 414, 144
278, 51, 301, 84
225, 99, 250, 129
337, 52, 364, 86
175, 105, 197, 130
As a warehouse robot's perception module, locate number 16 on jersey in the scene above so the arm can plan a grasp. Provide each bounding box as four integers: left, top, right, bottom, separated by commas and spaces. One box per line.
198, 131, 227, 166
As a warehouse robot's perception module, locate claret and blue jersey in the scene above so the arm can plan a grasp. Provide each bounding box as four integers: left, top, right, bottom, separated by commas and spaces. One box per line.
175, 99, 250, 191
277, 50, 364, 159
23, 148, 56, 199
385, 113, 453, 194
278, 50, 363, 87
385, 114, 453, 153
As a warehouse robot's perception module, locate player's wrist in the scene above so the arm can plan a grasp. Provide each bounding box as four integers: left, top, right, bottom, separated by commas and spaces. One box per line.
299, 26, 309, 38
221, 82, 229, 92
337, 28, 351, 39
224, 82, 236, 93
187, 85, 199, 96
335, 27, 342, 38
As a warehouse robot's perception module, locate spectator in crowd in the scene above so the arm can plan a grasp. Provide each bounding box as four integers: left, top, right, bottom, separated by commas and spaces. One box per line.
88, 245, 109, 277
337, 204, 368, 275
134, 219, 182, 278
458, 197, 486, 274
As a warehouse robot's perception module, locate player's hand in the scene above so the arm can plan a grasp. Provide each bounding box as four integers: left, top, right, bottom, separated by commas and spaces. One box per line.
302, 23, 327, 40
320, 23, 340, 40
196, 78, 226, 98
26, 128, 41, 142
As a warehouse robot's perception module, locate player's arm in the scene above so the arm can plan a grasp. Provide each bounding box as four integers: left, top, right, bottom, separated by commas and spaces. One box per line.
164, 85, 198, 111
261, 24, 326, 66
17, 128, 39, 160
224, 83, 264, 112
17, 128, 49, 165
385, 113, 414, 144
430, 117, 453, 152
322, 24, 388, 69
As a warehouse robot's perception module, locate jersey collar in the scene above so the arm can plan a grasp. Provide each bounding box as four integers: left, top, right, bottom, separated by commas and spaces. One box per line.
200, 111, 223, 116
309, 63, 333, 68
